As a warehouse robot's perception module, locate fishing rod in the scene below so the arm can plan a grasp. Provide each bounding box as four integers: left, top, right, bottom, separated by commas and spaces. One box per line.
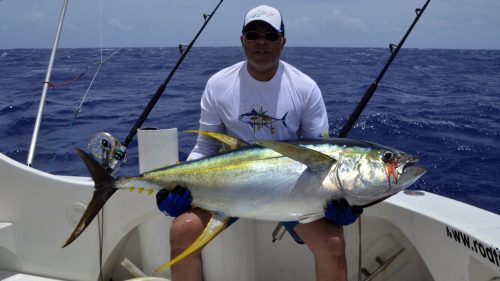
337, 0, 430, 138
272, 0, 431, 243
88, 0, 224, 172
123, 0, 224, 148
87, 1, 223, 275
337, 3, 430, 281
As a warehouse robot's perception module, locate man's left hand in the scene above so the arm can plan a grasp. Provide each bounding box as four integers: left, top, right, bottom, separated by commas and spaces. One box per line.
324, 198, 363, 226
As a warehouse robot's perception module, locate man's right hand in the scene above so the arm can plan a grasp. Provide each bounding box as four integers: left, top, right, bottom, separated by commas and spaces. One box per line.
156, 186, 192, 217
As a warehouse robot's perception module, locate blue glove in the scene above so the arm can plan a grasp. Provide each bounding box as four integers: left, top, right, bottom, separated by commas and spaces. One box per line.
324, 199, 363, 226
156, 186, 192, 217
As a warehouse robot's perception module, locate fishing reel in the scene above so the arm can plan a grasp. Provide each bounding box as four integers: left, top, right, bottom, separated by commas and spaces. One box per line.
88, 132, 127, 174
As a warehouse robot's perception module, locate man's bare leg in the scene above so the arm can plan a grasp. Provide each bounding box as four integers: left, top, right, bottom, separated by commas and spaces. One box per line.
295, 219, 348, 281
169, 208, 211, 281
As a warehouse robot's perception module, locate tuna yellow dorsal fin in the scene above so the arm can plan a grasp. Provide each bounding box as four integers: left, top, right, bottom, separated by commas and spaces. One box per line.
154, 214, 229, 272
253, 140, 336, 173
185, 130, 249, 150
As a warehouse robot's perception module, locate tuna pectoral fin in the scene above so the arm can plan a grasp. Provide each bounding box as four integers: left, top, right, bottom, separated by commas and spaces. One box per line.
254, 140, 336, 173
62, 149, 117, 248
154, 214, 229, 272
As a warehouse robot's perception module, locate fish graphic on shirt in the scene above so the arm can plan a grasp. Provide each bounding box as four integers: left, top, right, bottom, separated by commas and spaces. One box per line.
238, 107, 288, 134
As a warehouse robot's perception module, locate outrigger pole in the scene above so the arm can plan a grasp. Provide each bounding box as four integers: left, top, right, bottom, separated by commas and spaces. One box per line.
337, 0, 431, 138
27, 0, 69, 166
272, 0, 431, 243
122, 0, 224, 149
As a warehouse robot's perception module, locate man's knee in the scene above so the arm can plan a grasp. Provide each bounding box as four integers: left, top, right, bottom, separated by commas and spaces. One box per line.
324, 234, 346, 258
298, 221, 346, 259
169, 211, 206, 250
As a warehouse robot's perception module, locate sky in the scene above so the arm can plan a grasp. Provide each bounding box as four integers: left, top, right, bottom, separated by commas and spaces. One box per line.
0, 0, 499, 49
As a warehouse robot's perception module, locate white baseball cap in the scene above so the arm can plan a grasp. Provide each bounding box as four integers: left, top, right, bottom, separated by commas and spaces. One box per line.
243, 5, 285, 34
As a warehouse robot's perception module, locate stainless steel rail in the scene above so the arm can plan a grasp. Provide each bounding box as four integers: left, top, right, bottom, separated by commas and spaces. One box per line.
27, 0, 69, 166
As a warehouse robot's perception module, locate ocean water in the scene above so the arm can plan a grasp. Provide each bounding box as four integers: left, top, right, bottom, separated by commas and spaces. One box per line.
0, 47, 499, 215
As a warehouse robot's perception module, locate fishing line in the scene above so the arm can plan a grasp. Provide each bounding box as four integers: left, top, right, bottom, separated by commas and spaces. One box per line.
166, 2, 213, 71
75, 1, 223, 277
357, 216, 362, 281
99, 0, 103, 64
47, 1, 117, 91
273, 2, 432, 250
46, 49, 120, 89
47, 48, 121, 170
47, 72, 85, 88
97, 2, 106, 279
75, 48, 121, 114
332, 1, 431, 280
98, 209, 105, 281
121, 0, 224, 149
338, 0, 431, 138
96, 0, 225, 174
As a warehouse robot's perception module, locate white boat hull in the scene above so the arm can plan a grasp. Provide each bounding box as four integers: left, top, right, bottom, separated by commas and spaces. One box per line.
1, 151, 499, 281
0, 152, 173, 280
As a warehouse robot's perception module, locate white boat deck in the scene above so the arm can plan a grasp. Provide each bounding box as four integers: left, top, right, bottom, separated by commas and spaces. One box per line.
0, 270, 64, 281
1, 149, 499, 280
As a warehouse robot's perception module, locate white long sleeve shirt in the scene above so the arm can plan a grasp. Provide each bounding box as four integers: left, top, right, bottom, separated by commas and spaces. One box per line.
188, 60, 329, 160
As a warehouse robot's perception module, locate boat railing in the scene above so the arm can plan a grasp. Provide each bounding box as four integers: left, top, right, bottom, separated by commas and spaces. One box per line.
26, 0, 69, 167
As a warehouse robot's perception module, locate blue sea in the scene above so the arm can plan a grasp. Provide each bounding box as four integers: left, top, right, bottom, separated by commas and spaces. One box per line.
0, 47, 499, 215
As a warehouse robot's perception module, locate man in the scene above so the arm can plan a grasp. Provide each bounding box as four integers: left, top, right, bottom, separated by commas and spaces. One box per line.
157, 5, 358, 281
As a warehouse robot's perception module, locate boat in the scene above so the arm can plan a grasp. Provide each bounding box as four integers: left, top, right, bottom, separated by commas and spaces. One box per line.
1, 1, 499, 281
2, 135, 500, 281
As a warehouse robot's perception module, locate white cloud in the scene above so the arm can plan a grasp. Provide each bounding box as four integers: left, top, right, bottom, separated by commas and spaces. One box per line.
22, 10, 46, 24
327, 9, 368, 33
0, 0, 499, 49
108, 17, 133, 32
287, 9, 368, 40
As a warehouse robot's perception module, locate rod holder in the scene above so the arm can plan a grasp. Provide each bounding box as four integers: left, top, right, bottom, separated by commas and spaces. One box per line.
362, 248, 405, 281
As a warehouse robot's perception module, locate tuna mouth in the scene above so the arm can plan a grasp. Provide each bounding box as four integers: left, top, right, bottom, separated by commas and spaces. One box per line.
398, 156, 427, 178
399, 156, 419, 174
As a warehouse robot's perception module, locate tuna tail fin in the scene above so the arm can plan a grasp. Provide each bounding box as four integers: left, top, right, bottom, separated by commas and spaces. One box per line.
62, 148, 117, 248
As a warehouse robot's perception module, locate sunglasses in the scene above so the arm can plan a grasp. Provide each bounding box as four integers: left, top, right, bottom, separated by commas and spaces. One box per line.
244, 31, 282, 42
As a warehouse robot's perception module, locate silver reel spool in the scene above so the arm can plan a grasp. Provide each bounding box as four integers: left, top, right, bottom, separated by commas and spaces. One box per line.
88, 132, 127, 172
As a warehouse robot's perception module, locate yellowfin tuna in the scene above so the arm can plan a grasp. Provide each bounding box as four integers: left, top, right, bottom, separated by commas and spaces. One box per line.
62, 132, 426, 272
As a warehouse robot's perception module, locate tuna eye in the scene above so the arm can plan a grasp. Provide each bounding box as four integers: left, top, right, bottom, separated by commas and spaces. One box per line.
382, 151, 395, 163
